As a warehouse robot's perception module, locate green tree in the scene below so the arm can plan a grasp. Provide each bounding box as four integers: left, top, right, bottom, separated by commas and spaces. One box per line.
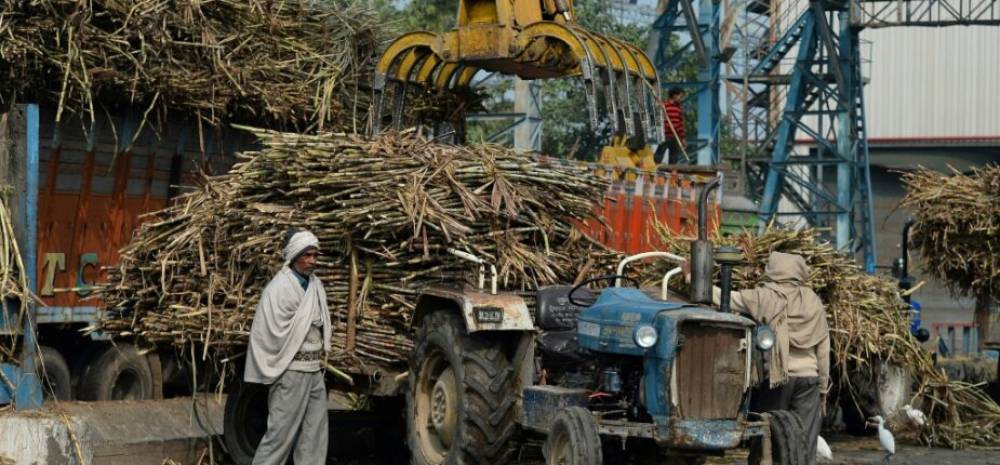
368, 0, 455, 33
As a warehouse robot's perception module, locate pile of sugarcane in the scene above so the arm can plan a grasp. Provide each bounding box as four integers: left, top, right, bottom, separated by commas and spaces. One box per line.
652, 224, 1000, 449
0, 193, 31, 364
0, 0, 383, 131
97, 130, 617, 372
900, 166, 1000, 297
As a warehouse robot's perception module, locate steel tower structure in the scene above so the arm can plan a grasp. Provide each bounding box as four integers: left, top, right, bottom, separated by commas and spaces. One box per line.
651, 0, 999, 271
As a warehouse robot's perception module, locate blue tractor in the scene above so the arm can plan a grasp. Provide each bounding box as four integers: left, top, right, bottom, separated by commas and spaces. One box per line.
404, 180, 808, 465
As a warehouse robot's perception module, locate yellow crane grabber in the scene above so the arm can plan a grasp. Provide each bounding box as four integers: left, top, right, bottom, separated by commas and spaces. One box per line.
373, 0, 666, 145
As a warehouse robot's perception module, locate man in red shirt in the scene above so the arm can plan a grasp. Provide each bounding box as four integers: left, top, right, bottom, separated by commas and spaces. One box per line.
655, 87, 687, 164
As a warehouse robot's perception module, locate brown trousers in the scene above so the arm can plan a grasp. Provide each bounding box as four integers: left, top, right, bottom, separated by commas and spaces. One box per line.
754, 376, 822, 465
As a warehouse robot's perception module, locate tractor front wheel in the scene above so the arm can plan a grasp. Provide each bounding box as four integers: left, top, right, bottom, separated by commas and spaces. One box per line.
544, 407, 602, 465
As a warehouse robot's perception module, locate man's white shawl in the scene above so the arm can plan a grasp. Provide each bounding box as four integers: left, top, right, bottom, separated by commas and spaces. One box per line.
244, 232, 332, 384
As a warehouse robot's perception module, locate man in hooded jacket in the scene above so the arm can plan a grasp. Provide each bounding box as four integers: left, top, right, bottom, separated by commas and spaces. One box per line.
245, 229, 332, 465
713, 252, 830, 464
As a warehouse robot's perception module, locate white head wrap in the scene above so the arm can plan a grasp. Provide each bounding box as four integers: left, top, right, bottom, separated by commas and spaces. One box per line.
283, 230, 320, 266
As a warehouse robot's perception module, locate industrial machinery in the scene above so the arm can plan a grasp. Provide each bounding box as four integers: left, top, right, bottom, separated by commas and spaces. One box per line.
595, 133, 656, 181
372, 0, 665, 146
400, 179, 803, 465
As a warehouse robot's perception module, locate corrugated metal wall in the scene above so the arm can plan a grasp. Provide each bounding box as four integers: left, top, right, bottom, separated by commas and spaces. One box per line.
861, 26, 1000, 141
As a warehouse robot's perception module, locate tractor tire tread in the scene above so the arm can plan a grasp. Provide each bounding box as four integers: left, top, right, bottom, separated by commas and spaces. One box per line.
407, 310, 518, 465
545, 407, 602, 465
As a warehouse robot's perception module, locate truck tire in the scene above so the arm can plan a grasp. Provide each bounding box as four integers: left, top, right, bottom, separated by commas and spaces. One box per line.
36, 346, 72, 401
841, 361, 911, 436
407, 310, 517, 465
544, 407, 602, 465
78, 343, 154, 401
749, 410, 807, 465
223, 381, 269, 465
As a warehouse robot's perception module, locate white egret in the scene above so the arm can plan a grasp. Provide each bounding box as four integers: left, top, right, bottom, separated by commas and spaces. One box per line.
903, 404, 926, 426
816, 435, 833, 460
868, 415, 895, 464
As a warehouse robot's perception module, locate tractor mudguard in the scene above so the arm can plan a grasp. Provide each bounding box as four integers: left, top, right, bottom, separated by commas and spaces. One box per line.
411, 286, 534, 333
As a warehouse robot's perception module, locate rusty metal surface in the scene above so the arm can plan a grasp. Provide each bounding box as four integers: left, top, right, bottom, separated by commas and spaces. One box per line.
658, 418, 746, 450
521, 386, 589, 433
977, 290, 1000, 349
674, 323, 748, 420
416, 286, 534, 332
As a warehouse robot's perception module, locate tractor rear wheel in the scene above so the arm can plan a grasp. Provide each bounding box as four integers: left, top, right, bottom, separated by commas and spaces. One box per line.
407, 310, 517, 465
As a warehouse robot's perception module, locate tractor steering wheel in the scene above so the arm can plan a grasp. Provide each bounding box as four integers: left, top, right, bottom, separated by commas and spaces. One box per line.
568, 274, 641, 307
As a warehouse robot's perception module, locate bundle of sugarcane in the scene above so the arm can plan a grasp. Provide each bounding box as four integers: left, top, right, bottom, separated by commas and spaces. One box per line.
650, 224, 1000, 448
0, 194, 31, 364
900, 166, 1000, 297
0, 0, 384, 132
97, 130, 616, 372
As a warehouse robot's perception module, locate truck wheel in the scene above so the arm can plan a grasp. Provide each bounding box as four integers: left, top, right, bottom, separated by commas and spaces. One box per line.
544, 407, 602, 465
749, 410, 807, 465
223, 381, 269, 465
78, 343, 154, 401
36, 346, 72, 401
407, 310, 517, 465
841, 361, 911, 436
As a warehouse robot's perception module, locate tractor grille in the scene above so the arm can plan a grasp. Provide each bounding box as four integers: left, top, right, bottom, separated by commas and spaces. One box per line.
673, 323, 747, 419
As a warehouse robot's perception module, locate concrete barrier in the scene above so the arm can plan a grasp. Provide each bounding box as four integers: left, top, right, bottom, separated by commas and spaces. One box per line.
0, 396, 224, 465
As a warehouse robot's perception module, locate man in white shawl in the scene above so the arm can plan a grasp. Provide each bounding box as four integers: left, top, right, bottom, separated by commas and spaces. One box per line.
245, 229, 332, 465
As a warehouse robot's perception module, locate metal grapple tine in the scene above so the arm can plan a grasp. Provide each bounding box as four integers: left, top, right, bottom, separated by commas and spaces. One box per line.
602, 69, 620, 134
553, 24, 601, 132
581, 64, 600, 129
372, 72, 388, 135
573, 27, 620, 134
392, 81, 407, 131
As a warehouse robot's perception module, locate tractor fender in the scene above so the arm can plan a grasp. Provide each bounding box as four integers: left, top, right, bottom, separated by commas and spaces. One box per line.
411, 286, 534, 333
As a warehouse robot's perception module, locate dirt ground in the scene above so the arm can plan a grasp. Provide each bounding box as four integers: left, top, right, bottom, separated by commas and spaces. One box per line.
709, 435, 1000, 465
182, 434, 1000, 465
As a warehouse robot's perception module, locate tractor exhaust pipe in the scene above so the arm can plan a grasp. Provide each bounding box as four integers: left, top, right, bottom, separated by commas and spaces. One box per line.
689, 178, 720, 304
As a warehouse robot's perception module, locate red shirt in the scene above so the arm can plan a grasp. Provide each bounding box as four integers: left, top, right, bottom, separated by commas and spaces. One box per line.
663, 100, 685, 142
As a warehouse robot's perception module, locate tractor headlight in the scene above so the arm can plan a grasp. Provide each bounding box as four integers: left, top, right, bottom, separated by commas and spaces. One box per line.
634, 325, 658, 349
755, 325, 775, 351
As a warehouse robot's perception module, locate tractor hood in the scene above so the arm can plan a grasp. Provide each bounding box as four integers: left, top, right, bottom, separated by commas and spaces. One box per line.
576, 287, 755, 356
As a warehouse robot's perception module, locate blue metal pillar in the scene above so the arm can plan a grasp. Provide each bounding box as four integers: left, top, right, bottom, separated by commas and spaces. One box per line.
15, 104, 42, 410
835, 12, 853, 252
650, 0, 722, 165
695, 0, 721, 165
758, 11, 817, 216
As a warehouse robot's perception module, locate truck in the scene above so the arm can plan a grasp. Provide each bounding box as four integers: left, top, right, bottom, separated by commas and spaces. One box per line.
0, 103, 255, 406
0, 103, 726, 410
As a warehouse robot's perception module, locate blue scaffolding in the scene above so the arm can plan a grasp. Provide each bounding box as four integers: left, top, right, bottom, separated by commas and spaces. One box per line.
649, 0, 1000, 271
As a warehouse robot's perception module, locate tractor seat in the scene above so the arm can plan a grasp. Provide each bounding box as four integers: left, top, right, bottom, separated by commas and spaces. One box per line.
535, 285, 594, 359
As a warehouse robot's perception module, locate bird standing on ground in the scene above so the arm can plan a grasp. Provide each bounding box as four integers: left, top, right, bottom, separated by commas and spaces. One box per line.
816, 435, 833, 460
869, 415, 896, 464
903, 404, 927, 426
